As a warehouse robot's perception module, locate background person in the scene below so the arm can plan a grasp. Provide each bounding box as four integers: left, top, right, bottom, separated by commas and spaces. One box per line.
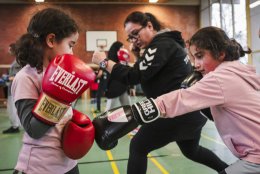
2, 43, 21, 134
105, 41, 132, 111
94, 68, 108, 113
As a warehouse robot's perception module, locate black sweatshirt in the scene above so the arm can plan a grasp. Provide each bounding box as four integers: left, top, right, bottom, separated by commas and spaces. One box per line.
111, 30, 192, 98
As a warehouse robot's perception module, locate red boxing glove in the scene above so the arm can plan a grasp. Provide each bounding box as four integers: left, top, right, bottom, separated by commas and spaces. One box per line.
33, 54, 96, 125
117, 48, 130, 64
62, 109, 95, 159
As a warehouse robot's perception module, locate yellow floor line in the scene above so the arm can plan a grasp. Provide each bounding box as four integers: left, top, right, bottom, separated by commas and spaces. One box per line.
106, 150, 120, 174
201, 133, 225, 146
91, 108, 120, 174
148, 154, 169, 174
90, 105, 224, 174
91, 106, 168, 174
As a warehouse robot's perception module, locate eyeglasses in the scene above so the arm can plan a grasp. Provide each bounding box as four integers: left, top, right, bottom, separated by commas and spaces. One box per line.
126, 26, 145, 43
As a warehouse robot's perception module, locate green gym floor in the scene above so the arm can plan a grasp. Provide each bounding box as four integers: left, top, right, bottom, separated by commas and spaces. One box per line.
0, 97, 237, 174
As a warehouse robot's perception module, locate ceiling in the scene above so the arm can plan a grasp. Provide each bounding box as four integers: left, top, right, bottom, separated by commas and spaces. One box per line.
0, 0, 200, 5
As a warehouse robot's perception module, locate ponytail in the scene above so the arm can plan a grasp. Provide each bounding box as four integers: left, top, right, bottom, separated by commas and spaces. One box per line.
225, 39, 252, 61
189, 27, 251, 61
15, 33, 44, 72
14, 8, 79, 73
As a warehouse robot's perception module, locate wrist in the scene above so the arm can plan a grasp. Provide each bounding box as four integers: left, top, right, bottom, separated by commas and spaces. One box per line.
99, 58, 109, 69
33, 93, 70, 125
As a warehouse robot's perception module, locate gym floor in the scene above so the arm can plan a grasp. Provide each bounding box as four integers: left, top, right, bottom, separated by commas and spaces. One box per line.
0, 96, 237, 174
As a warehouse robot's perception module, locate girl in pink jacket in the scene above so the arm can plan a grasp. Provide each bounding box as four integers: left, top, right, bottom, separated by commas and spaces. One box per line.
155, 26, 260, 174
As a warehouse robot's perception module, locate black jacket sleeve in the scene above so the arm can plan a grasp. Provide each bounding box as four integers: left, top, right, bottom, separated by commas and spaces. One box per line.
111, 43, 176, 85
15, 99, 52, 139
111, 63, 141, 86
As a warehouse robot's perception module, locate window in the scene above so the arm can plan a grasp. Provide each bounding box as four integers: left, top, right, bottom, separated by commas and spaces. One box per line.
210, 0, 248, 63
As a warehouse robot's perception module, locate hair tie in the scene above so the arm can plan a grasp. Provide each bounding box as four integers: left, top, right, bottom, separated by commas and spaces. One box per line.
29, 32, 39, 38
32, 33, 39, 38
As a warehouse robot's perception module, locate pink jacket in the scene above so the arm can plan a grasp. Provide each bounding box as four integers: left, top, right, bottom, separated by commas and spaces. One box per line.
12, 65, 77, 173
155, 60, 260, 164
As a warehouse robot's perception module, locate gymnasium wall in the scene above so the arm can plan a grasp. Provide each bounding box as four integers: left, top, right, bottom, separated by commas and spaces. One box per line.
0, 3, 199, 98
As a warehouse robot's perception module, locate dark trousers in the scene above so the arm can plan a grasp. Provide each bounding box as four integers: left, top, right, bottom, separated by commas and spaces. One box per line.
127, 111, 228, 174
96, 80, 107, 111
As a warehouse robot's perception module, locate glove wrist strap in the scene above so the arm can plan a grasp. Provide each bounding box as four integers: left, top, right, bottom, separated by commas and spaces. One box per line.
133, 98, 160, 124
33, 93, 70, 125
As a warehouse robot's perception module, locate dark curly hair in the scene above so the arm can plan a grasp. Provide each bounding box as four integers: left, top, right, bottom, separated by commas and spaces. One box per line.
15, 8, 79, 73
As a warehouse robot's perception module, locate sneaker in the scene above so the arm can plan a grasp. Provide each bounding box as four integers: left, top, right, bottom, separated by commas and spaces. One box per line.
2, 127, 20, 134
93, 110, 101, 113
